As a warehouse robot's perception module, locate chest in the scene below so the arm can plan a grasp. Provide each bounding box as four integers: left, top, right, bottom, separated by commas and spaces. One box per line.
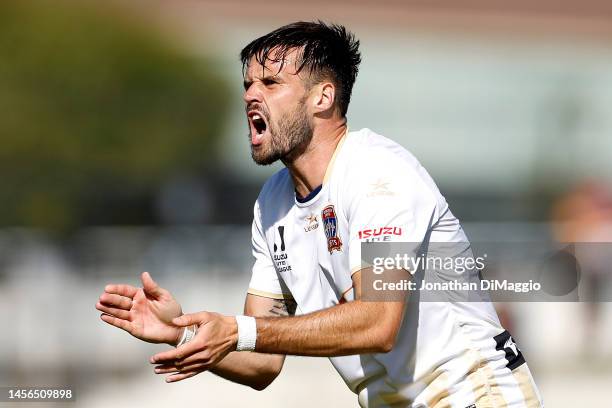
265, 197, 354, 311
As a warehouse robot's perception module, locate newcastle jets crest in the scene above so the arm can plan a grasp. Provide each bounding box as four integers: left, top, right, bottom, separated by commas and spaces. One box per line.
321, 205, 342, 253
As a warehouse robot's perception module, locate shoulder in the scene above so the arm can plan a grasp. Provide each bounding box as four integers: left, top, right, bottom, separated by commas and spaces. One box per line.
258, 167, 291, 199
253, 168, 293, 222
335, 128, 447, 216
340, 128, 434, 188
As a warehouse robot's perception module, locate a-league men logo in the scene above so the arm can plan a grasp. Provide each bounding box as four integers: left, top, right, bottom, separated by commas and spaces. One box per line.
321, 205, 342, 253
274, 225, 286, 253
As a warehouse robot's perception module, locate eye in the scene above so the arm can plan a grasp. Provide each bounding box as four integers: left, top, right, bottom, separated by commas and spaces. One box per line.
262, 78, 278, 87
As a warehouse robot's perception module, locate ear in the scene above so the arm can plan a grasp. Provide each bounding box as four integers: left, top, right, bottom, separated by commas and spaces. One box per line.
311, 82, 336, 113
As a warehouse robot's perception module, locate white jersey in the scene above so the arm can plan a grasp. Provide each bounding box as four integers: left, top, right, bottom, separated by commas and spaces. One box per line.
248, 128, 543, 408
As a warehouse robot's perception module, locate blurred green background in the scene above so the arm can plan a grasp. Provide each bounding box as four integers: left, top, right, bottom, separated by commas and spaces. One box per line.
0, 1, 229, 231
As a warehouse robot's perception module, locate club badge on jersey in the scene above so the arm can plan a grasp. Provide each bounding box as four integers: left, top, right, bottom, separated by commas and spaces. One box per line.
322, 204, 343, 253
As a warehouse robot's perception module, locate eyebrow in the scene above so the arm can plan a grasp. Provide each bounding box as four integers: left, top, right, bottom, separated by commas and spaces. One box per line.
243, 75, 283, 90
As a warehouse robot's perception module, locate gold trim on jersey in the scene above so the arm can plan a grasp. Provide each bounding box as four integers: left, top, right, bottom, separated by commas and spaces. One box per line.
247, 288, 294, 300
422, 371, 451, 408
512, 364, 542, 408
322, 125, 349, 184
468, 364, 508, 408
463, 348, 509, 408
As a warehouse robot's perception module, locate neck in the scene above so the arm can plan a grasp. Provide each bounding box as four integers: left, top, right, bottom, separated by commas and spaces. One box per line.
283, 120, 347, 199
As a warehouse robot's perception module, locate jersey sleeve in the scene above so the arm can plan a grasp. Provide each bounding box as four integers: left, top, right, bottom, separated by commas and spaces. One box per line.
345, 153, 438, 274
247, 200, 293, 300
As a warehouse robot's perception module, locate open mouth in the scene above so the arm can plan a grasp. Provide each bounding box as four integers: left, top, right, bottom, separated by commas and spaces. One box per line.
248, 111, 268, 146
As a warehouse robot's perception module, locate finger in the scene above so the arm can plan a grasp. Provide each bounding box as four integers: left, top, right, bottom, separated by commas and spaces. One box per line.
99, 293, 132, 310
172, 312, 210, 327
96, 302, 130, 320
154, 365, 180, 374
105, 284, 138, 299
172, 350, 212, 367
154, 362, 206, 374
100, 313, 133, 334
150, 340, 202, 364
141, 272, 162, 298
155, 349, 209, 369
165, 370, 201, 383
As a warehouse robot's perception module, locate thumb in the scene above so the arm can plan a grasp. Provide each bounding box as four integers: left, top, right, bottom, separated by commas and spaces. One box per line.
141, 271, 162, 297
172, 312, 210, 327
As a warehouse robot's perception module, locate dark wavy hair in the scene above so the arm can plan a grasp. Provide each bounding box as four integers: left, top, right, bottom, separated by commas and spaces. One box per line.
240, 21, 361, 117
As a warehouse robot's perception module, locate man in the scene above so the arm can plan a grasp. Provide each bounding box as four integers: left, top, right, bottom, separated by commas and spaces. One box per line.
96, 21, 543, 407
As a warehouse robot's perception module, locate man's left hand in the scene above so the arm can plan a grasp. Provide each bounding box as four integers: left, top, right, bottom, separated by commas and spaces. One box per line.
150, 312, 238, 382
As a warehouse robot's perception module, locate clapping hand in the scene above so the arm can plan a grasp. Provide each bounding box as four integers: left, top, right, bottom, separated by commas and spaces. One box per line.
96, 272, 183, 345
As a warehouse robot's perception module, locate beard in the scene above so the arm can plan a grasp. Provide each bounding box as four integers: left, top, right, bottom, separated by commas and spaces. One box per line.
250, 99, 313, 166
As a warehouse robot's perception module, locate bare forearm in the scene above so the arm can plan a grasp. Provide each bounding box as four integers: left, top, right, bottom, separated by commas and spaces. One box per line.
208, 294, 291, 389
150, 288, 403, 385
210, 351, 284, 390
255, 300, 403, 356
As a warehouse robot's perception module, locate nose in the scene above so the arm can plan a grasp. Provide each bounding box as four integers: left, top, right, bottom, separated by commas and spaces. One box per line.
243, 83, 262, 106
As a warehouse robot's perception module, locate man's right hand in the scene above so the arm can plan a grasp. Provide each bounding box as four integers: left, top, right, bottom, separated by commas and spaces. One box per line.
96, 271, 184, 345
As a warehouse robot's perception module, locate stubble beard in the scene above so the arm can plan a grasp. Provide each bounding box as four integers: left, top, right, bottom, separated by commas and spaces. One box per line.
250, 99, 313, 166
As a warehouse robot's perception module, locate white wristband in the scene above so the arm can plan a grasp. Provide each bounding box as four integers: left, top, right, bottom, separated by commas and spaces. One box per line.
176, 324, 197, 348
235, 315, 257, 351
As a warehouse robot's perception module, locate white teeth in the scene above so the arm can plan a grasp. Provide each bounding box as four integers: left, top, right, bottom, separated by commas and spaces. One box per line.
252, 114, 261, 120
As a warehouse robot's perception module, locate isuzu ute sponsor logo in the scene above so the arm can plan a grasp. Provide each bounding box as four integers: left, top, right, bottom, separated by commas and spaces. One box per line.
273, 225, 292, 273
321, 205, 342, 253
273, 225, 286, 252
358, 227, 403, 240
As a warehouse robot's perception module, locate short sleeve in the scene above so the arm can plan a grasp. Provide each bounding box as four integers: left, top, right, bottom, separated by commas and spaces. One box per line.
345, 155, 438, 274
247, 200, 293, 299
